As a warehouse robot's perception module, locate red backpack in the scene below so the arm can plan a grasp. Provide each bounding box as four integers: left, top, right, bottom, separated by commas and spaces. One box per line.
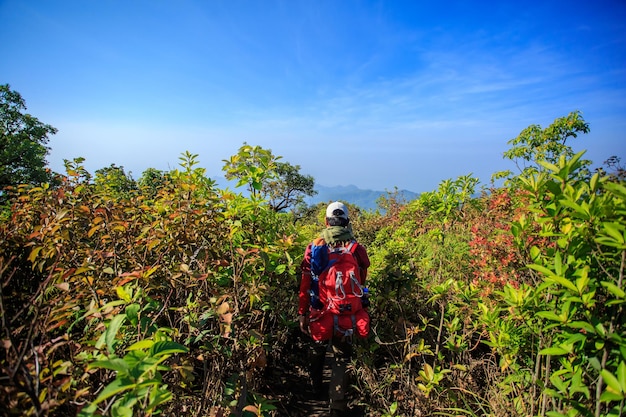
318, 241, 365, 315
309, 240, 370, 341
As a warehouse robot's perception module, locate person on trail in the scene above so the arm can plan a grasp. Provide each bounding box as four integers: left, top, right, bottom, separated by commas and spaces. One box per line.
298, 201, 370, 416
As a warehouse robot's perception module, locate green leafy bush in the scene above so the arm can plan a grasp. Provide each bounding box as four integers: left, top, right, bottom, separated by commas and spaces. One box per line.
1, 114, 624, 417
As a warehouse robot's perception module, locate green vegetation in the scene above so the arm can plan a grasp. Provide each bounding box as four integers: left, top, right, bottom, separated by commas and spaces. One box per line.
0, 84, 57, 202
222, 142, 317, 212
0, 90, 624, 417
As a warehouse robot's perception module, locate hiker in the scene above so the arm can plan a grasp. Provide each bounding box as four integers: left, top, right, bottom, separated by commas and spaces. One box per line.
298, 201, 370, 416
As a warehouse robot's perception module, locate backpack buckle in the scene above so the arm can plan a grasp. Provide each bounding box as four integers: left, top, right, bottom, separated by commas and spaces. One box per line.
338, 303, 352, 313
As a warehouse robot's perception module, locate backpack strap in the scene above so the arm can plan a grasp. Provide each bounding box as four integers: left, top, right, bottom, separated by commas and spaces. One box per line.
333, 313, 357, 344
331, 240, 363, 300
345, 241, 364, 296
350, 271, 364, 297
334, 270, 346, 300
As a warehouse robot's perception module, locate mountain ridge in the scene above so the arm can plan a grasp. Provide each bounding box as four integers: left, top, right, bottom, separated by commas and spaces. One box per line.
211, 176, 419, 210
307, 184, 419, 210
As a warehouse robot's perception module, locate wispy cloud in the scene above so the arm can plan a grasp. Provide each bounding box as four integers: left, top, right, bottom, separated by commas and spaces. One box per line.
4, 0, 625, 192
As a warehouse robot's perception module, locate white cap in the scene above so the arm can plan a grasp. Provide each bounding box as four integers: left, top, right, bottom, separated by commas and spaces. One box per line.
326, 201, 349, 220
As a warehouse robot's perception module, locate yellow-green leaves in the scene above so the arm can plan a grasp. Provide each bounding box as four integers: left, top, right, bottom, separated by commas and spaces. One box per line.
600, 362, 626, 402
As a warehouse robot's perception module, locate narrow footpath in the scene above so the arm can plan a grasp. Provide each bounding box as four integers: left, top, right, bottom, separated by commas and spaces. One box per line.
259, 329, 367, 417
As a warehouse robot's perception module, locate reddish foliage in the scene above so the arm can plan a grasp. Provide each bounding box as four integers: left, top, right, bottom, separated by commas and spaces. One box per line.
467, 189, 523, 289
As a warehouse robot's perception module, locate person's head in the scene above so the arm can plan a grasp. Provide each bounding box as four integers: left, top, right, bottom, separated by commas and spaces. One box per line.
325, 201, 349, 227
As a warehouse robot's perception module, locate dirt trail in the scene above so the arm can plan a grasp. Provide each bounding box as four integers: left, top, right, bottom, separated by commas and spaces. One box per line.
260, 330, 366, 417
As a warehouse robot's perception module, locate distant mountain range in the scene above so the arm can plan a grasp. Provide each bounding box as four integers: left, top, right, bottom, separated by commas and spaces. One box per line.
307, 184, 419, 211
212, 176, 419, 211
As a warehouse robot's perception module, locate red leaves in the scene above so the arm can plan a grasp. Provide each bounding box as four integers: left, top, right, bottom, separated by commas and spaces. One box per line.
468, 189, 524, 288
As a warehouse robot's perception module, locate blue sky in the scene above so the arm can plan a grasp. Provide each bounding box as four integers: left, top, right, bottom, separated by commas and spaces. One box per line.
1, 1, 625, 192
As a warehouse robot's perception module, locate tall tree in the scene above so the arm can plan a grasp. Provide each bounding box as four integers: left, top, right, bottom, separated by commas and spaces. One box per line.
222, 143, 280, 199
222, 143, 317, 212
494, 111, 591, 186
266, 161, 317, 212
503, 111, 590, 173
0, 84, 57, 193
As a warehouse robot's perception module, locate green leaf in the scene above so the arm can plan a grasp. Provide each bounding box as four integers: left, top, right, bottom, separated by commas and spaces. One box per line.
135, 378, 163, 389
77, 403, 98, 417
537, 160, 559, 173
593, 320, 608, 338
600, 390, 625, 402
95, 331, 107, 351
530, 246, 541, 261
563, 332, 586, 346
111, 394, 137, 416
589, 357, 602, 371
581, 290, 596, 307
545, 412, 568, 417
589, 173, 599, 192
570, 374, 591, 398
111, 404, 133, 417
559, 199, 588, 218
88, 358, 129, 373
99, 299, 127, 311
549, 371, 569, 391
604, 181, 626, 199
147, 385, 174, 410
554, 252, 563, 276
546, 275, 579, 293
92, 377, 135, 405
601, 368, 624, 395
540, 347, 569, 356
619, 362, 626, 388
125, 303, 140, 326
575, 270, 590, 294
610, 332, 625, 345
149, 341, 189, 357
601, 281, 626, 299
127, 339, 154, 351
124, 348, 148, 363
596, 236, 626, 250
106, 314, 127, 354
536, 311, 562, 322
527, 263, 554, 277
511, 223, 520, 238
602, 223, 626, 244
567, 321, 595, 334
116, 286, 132, 303
419, 363, 434, 381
